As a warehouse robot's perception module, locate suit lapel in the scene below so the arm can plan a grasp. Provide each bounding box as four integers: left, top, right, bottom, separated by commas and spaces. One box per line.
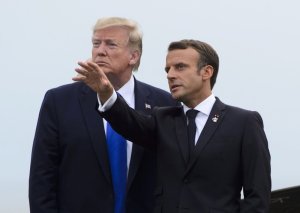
186, 98, 226, 173
78, 83, 112, 184
126, 79, 152, 191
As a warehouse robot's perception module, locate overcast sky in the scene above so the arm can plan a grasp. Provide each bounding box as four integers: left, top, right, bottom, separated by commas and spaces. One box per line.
1, 0, 300, 212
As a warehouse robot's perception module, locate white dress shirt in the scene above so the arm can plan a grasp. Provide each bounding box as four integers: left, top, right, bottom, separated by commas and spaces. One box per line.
183, 94, 216, 145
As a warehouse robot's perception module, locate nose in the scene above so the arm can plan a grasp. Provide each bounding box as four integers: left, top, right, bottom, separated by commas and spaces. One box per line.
95, 43, 107, 56
167, 67, 175, 80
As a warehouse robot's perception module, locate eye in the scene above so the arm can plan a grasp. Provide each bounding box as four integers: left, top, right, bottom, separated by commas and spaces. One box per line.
165, 67, 170, 73
175, 63, 186, 71
92, 41, 100, 48
107, 41, 117, 48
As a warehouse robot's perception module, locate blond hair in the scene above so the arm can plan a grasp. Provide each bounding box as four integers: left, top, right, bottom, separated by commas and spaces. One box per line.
93, 17, 143, 71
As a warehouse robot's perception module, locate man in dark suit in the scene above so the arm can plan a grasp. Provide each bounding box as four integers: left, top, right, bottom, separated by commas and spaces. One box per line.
29, 17, 178, 213
74, 39, 271, 212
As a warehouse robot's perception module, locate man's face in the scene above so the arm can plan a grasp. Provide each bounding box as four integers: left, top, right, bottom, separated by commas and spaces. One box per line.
165, 48, 205, 106
91, 26, 136, 77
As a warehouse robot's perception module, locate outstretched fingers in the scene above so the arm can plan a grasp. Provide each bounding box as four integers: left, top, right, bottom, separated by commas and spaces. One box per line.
73, 62, 90, 81
72, 61, 113, 97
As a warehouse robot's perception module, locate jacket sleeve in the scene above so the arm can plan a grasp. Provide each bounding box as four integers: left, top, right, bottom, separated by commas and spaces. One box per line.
29, 90, 59, 213
101, 94, 157, 150
241, 111, 271, 213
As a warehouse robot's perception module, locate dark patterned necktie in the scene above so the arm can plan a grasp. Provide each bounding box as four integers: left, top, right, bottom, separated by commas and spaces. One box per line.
186, 109, 199, 155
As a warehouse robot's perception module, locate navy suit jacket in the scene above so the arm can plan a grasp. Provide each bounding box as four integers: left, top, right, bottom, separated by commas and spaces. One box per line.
101, 95, 271, 213
29, 79, 178, 213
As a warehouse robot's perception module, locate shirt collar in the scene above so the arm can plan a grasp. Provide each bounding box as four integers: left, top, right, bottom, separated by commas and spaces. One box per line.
183, 93, 216, 116
116, 74, 135, 108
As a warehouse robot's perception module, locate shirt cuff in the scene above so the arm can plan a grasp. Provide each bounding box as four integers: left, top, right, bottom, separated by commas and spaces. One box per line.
98, 91, 117, 112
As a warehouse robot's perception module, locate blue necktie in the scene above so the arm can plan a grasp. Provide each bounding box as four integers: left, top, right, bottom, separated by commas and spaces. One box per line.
106, 122, 127, 213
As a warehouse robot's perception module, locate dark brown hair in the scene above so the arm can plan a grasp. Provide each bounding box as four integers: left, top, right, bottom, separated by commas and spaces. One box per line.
168, 39, 219, 89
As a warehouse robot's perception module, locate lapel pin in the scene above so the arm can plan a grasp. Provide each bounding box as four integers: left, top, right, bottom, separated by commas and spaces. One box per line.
145, 103, 151, 109
212, 114, 219, 123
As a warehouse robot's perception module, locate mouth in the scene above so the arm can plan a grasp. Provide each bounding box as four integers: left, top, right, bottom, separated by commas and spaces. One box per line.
95, 61, 109, 66
170, 84, 181, 92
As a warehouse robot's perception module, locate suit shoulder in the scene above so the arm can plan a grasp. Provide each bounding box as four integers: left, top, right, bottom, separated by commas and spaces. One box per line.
135, 80, 170, 96
225, 104, 260, 117
44, 82, 94, 99
216, 98, 257, 115
47, 82, 85, 94
135, 79, 179, 106
221, 101, 264, 126
42, 82, 94, 105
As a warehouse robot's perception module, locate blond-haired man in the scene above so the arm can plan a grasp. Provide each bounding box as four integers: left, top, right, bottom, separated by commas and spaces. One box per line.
29, 17, 178, 213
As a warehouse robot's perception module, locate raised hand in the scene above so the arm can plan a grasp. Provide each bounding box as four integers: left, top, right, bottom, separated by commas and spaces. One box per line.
73, 61, 114, 103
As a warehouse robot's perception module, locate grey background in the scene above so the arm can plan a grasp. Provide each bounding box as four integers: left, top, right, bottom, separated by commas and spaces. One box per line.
1, 0, 299, 212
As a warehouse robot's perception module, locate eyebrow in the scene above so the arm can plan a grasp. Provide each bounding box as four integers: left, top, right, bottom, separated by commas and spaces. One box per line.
174, 62, 188, 68
92, 38, 116, 42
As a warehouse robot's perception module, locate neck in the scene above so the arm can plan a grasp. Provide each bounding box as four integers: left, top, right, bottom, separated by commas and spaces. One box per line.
185, 91, 212, 108
108, 72, 132, 91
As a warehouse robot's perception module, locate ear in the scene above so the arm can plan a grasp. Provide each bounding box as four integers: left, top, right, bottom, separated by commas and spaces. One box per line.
129, 50, 140, 66
201, 65, 214, 80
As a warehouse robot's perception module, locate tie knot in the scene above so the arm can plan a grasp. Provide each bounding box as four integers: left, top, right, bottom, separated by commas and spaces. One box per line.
186, 109, 199, 120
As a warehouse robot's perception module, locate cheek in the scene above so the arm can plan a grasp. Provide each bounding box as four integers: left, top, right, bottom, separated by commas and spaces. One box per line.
119, 56, 131, 66
91, 49, 97, 58
185, 76, 201, 89
181, 74, 193, 85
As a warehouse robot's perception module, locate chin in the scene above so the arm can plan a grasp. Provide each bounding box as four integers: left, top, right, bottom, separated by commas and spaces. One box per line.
171, 93, 182, 101
103, 69, 114, 76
